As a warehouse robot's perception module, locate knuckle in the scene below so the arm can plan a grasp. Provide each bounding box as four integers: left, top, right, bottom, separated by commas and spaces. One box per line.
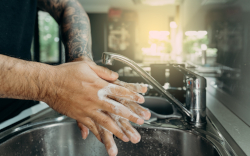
100, 118, 109, 125
104, 101, 116, 111
118, 98, 126, 104
133, 94, 140, 102
130, 84, 137, 91
92, 79, 106, 89
88, 124, 95, 130
101, 66, 111, 75
129, 114, 137, 122
113, 128, 123, 136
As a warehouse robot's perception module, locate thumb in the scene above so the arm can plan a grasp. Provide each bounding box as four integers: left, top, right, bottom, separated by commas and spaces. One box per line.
71, 57, 119, 81
89, 64, 119, 81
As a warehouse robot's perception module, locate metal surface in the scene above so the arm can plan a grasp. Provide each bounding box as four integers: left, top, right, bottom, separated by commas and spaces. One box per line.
206, 78, 250, 127
0, 110, 245, 156
0, 96, 246, 156
0, 122, 219, 156
102, 52, 206, 127
143, 96, 182, 119
175, 65, 207, 127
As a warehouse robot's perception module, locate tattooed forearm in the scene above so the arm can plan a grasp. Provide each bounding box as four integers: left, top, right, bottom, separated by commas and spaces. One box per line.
38, 0, 93, 62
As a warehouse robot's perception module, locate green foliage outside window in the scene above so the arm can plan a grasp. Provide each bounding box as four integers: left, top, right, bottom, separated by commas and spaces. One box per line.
38, 11, 59, 63
149, 38, 172, 53
183, 35, 208, 54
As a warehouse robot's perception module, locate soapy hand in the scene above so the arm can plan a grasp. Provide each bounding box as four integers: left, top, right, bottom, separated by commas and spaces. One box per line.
77, 79, 151, 156
45, 58, 150, 156
45, 60, 146, 135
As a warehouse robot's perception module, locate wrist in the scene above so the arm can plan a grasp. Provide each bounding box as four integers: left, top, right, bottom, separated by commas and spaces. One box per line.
33, 63, 57, 103
70, 55, 93, 63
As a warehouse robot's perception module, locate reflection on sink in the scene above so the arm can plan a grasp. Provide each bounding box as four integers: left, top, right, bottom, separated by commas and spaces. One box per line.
0, 121, 219, 156
116, 127, 219, 156
144, 96, 173, 115
143, 96, 181, 120
0, 97, 244, 156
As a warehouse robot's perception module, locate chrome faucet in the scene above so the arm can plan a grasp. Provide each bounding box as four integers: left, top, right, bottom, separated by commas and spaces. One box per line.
102, 52, 207, 128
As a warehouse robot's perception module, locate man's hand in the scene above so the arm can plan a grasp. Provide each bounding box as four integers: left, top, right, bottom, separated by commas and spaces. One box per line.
77, 80, 150, 156
70, 58, 150, 156
43, 60, 150, 143
37, 1, 152, 156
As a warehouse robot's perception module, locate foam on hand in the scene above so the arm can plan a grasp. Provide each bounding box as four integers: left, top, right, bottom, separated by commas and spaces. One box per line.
97, 84, 144, 119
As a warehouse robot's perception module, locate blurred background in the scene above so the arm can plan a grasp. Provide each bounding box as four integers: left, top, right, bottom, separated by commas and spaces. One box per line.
33, 0, 250, 127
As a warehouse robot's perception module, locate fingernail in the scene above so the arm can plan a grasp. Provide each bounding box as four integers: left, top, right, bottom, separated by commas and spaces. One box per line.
122, 135, 130, 142
81, 130, 86, 140
138, 95, 145, 103
111, 72, 119, 78
108, 147, 118, 156
137, 134, 141, 142
142, 109, 151, 120
132, 134, 141, 143
130, 132, 141, 144
137, 118, 144, 125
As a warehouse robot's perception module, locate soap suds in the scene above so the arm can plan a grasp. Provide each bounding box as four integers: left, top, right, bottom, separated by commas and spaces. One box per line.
114, 80, 148, 93
108, 143, 118, 156
97, 123, 118, 156
98, 84, 123, 114
86, 128, 89, 136
100, 125, 113, 135
110, 96, 144, 119
98, 83, 145, 103
108, 113, 139, 141
97, 84, 145, 119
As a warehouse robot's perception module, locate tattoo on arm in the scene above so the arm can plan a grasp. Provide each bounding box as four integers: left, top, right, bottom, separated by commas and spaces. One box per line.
38, 0, 93, 62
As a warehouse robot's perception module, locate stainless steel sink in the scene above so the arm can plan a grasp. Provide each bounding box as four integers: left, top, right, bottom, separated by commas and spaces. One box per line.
0, 97, 246, 156
0, 121, 219, 156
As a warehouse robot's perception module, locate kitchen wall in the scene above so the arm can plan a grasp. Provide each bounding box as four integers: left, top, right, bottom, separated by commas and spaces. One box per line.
79, 0, 176, 61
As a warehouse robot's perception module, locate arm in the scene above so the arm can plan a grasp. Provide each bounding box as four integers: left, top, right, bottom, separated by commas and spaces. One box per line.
37, 1, 151, 156
0, 54, 53, 101
0, 53, 147, 130
38, 0, 92, 61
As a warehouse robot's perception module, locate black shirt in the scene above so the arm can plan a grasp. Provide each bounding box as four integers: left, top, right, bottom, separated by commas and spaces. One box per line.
0, 0, 37, 123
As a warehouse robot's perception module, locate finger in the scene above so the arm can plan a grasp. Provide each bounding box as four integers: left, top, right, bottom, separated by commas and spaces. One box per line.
113, 80, 148, 93
111, 97, 151, 120
96, 123, 118, 156
103, 83, 144, 103
119, 118, 141, 144
77, 118, 102, 142
108, 113, 141, 144
89, 64, 119, 81
99, 97, 144, 125
77, 121, 89, 139
90, 110, 129, 143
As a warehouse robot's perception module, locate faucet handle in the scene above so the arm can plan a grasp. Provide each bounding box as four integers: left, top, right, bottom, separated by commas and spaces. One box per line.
173, 65, 207, 89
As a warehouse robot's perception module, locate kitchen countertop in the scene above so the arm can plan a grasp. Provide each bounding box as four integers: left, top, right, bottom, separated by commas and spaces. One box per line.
207, 92, 250, 155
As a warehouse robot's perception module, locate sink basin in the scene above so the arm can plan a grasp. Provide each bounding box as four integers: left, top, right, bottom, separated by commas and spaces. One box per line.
143, 96, 181, 120
144, 96, 173, 115
0, 121, 219, 156
0, 97, 245, 156
116, 127, 220, 156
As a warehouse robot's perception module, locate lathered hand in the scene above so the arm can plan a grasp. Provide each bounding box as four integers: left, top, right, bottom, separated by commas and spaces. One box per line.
77, 80, 150, 156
